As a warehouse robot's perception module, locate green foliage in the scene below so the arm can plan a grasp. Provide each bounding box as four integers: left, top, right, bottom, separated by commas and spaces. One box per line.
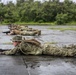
56, 13, 69, 25
49, 27, 76, 31
0, 0, 76, 25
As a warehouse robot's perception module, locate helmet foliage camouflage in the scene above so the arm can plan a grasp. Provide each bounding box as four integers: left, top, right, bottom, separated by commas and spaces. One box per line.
11, 35, 22, 42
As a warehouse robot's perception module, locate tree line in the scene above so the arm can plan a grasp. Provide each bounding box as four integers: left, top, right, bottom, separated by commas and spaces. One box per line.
0, 0, 76, 25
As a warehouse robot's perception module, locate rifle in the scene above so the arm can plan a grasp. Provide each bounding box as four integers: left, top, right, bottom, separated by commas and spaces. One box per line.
0, 49, 10, 52
2, 30, 10, 34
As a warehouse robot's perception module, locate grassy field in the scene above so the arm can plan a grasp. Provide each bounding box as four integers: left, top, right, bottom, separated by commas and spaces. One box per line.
49, 27, 76, 31
0, 21, 76, 26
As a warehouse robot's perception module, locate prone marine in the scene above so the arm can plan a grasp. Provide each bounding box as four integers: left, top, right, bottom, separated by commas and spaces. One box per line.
0, 35, 76, 57
3, 25, 41, 36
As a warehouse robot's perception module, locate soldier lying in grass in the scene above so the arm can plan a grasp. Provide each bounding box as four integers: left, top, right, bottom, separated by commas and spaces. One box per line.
0, 35, 76, 57
7, 29, 41, 36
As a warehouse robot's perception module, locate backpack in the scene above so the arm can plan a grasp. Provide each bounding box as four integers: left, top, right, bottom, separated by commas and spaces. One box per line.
23, 39, 41, 47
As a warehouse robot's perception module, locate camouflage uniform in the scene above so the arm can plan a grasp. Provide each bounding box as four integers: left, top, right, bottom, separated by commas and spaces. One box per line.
2, 36, 76, 57
9, 29, 41, 36
20, 30, 39, 36
3, 40, 42, 55
43, 44, 76, 57
3, 42, 76, 57
18, 26, 29, 31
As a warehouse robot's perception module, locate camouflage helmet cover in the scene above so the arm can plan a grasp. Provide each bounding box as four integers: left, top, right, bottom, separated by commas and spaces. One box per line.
11, 35, 22, 42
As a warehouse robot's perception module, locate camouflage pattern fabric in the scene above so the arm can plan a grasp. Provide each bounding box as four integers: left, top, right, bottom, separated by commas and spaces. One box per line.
7, 24, 41, 36
9, 29, 40, 36
18, 26, 29, 31
3, 41, 42, 55
43, 44, 76, 57
3, 45, 20, 55
20, 31, 35, 36
3, 41, 76, 57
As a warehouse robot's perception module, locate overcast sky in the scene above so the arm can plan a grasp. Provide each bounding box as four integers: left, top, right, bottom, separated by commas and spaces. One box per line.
0, 0, 76, 4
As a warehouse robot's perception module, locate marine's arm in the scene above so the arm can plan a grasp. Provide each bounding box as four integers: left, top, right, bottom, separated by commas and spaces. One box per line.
0, 46, 20, 55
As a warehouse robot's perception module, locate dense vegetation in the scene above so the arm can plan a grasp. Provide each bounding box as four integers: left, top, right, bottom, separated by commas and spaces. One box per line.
0, 0, 76, 25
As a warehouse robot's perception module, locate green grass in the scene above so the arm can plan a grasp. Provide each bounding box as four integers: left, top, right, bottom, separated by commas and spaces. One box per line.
49, 27, 76, 31
0, 21, 56, 26
0, 21, 76, 26
13, 22, 56, 26
67, 21, 76, 25
44, 42, 58, 44
2, 42, 12, 45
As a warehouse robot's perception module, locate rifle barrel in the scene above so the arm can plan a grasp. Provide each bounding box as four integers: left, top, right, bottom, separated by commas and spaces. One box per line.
0, 49, 10, 52
2, 31, 10, 34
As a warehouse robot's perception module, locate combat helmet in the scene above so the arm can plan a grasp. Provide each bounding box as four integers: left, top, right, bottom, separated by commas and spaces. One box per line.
11, 35, 22, 42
